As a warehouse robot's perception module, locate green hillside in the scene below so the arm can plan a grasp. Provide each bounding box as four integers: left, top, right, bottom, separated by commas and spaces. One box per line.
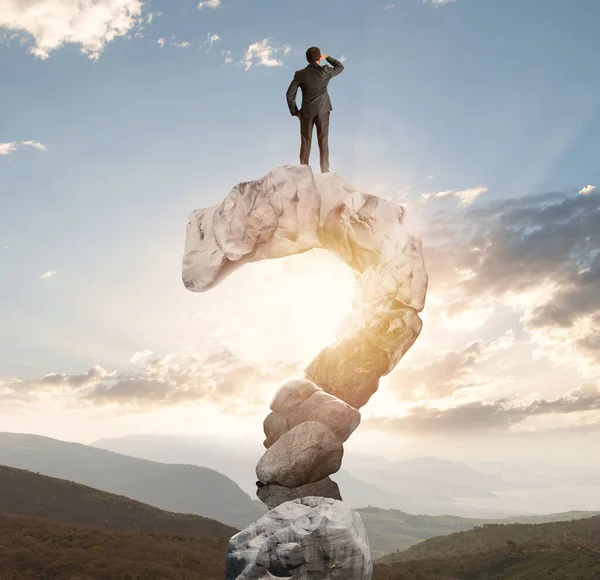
0, 432, 264, 528
379, 513, 600, 564
373, 548, 600, 580
0, 464, 237, 538
359, 507, 600, 560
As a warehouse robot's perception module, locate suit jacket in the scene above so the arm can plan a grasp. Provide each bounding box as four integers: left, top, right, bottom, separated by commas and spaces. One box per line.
286, 56, 344, 118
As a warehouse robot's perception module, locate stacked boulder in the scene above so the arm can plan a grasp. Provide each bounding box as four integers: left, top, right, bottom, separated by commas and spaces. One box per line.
257, 378, 360, 508
181, 165, 428, 580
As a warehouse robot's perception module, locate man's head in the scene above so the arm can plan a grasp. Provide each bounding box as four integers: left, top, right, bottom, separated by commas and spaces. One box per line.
306, 46, 321, 64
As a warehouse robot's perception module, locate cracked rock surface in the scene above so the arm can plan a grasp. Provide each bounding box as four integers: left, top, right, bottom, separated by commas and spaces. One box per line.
225, 497, 372, 580
182, 164, 427, 410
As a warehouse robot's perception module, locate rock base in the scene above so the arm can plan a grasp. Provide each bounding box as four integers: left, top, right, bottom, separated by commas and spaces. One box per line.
225, 497, 372, 580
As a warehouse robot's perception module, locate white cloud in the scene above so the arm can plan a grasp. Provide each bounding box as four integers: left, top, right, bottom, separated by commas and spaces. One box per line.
0, 142, 17, 155
221, 49, 232, 63
40, 270, 57, 279
424, 0, 457, 5
0, 140, 47, 155
201, 32, 221, 52
384, 4, 395, 9
198, 0, 221, 8
156, 37, 164, 48
0, 348, 300, 411
171, 40, 190, 49
129, 350, 153, 364
242, 38, 290, 71
0, 0, 144, 60
21, 140, 47, 151
146, 11, 161, 24
579, 184, 596, 196
421, 185, 487, 206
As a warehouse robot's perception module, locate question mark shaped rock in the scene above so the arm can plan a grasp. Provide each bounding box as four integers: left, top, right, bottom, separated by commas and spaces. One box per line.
182, 165, 428, 580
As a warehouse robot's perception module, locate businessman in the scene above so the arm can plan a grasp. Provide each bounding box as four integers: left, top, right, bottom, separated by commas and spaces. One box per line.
286, 46, 344, 173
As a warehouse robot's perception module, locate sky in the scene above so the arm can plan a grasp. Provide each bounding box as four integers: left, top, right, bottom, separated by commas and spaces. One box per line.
1, 0, 600, 467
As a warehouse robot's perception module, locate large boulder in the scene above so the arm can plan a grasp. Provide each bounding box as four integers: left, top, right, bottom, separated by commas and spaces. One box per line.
263, 381, 361, 447
182, 165, 428, 410
225, 496, 372, 580
269, 379, 321, 416
256, 421, 343, 488
286, 390, 361, 443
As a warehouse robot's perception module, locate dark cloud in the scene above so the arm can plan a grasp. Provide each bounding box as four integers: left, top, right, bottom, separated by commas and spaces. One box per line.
364, 382, 600, 435
423, 189, 600, 366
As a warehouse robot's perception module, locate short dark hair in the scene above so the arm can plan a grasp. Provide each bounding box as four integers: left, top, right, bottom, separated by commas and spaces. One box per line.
306, 46, 321, 64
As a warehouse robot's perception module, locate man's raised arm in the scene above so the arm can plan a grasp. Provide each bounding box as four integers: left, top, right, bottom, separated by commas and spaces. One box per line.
286, 74, 300, 116
323, 55, 344, 78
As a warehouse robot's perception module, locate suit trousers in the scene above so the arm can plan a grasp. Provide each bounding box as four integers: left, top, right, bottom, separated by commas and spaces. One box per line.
299, 112, 330, 173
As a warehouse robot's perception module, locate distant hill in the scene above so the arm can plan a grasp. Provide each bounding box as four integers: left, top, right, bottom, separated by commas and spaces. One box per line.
372, 548, 600, 580
358, 507, 600, 560
0, 432, 264, 528
378, 512, 600, 564
92, 434, 493, 513
0, 513, 228, 580
0, 465, 237, 538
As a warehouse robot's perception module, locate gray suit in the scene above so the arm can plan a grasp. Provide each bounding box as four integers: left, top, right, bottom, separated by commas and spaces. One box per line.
286, 56, 344, 173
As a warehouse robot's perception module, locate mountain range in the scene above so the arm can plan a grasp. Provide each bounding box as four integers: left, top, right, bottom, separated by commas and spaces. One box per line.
1, 431, 599, 560
92, 433, 600, 518
1, 463, 599, 579
0, 432, 263, 528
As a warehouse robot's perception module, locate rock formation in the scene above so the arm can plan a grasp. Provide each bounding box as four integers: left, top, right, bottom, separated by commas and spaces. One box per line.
225, 497, 372, 580
182, 165, 428, 579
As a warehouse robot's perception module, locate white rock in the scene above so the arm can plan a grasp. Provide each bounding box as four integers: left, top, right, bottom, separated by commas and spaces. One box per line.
225, 497, 372, 580
182, 165, 428, 408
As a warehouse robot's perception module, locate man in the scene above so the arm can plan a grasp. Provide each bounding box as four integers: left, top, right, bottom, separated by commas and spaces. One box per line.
286, 46, 344, 173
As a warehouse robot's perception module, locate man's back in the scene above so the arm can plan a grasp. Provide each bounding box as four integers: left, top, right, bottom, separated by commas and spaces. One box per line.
287, 56, 344, 118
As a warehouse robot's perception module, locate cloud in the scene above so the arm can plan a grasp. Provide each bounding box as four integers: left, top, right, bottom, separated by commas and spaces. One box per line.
424, 0, 457, 5
579, 184, 596, 196
242, 38, 290, 71
40, 270, 57, 279
205, 33, 220, 46
157, 37, 164, 48
421, 186, 488, 207
0, 348, 301, 410
389, 332, 515, 400
221, 49, 232, 63
0, 0, 144, 60
198, 0, 221, 8
384, 4, 395, 9
423, 187, 600, 376
0, 140, 47, 155
364, 381, 600, 435
146, 11, 161, 24
87, 349, 299, 408
0, 365, 112, 401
